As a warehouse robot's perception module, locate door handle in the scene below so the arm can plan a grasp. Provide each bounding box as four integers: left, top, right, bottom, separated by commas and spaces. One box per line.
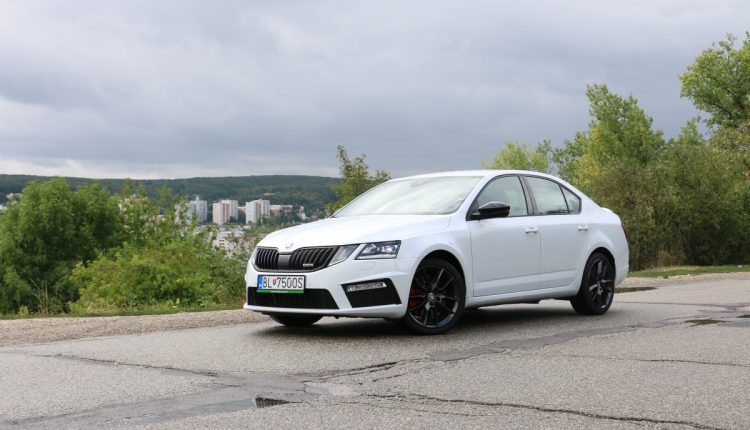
524, 227, 539, 234
577, 225, 589, 232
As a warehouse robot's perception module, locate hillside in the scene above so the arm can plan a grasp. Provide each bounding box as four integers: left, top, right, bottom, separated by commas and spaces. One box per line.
0, 174, 340, 211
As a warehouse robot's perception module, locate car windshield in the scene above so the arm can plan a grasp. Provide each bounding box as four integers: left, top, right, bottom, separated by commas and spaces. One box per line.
334, 176, 482, 216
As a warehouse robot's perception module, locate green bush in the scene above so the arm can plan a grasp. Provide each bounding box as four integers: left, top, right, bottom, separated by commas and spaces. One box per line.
71, 238, 244, 312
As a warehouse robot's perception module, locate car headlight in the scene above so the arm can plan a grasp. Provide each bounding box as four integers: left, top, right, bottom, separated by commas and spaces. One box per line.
328, 244, 359, 266
356, 241, 401, 260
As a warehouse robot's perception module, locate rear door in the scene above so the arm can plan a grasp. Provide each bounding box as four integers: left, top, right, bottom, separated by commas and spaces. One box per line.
524, 176, 588, 289
468, 175, 540, 296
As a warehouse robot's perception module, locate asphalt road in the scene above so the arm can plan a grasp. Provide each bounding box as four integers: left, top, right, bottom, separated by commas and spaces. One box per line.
2, 275, 749, 429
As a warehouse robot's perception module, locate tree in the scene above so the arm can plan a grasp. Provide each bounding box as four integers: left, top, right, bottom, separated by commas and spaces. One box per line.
558, 85, 668, 268
0, 179, 121, 313
657, 123, 750, 264
680, 33, 750, 130
327, 145, 390, 213
482, 141, 552, 173
680, 33, 750, 177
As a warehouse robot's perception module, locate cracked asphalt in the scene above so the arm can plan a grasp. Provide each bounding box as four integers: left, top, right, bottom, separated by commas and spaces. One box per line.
1, 275, 749, 429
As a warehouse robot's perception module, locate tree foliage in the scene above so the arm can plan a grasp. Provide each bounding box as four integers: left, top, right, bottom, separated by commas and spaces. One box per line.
680, 33, 750, 129
482, 141, 553, 173
327, 145, 391, 213
516, 77, 750, 269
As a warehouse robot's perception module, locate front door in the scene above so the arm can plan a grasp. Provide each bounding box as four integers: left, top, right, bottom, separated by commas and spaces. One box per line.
468, 175, 540, 296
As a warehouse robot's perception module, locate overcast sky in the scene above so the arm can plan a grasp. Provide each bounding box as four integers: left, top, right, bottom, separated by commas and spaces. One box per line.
0, 1, 747, 179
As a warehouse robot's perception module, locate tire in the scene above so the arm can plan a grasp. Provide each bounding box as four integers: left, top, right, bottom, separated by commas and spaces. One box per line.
400, 258, 466, 335
571, 252, 615, 315
268, 314, 323, 327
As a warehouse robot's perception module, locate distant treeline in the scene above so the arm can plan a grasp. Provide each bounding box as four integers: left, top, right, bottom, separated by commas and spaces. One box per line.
0, 175, 340, 211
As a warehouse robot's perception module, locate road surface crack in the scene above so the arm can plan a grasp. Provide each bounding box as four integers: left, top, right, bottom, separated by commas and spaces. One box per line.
553, 353, 750, 368
395, 394, 725, 430
304, 360, 401, 381
0, 349, 220, 379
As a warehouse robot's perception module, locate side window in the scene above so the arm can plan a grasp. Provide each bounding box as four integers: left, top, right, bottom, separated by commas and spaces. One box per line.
526, 177, 569, 215
561, 187, 581, 214
475, 176, 528, 217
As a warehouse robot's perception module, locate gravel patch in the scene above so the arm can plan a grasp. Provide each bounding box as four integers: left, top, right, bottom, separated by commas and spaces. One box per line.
621, 272, 750, 287
0, 310, 267, 347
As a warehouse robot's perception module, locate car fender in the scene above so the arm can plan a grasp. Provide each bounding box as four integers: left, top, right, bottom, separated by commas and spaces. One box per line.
400, 230, 474, 298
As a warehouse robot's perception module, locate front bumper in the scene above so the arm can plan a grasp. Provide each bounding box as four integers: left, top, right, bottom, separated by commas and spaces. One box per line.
243, 257, 417, 318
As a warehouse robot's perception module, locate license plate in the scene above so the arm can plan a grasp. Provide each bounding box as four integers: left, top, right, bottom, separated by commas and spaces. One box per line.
257, 275, 306, 294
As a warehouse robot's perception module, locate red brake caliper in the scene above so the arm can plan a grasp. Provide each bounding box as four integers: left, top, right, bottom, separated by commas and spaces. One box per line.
408, 286, 419, 309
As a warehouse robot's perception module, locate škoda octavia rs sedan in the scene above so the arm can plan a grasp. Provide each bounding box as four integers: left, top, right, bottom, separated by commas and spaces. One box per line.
245, 170, 629, 334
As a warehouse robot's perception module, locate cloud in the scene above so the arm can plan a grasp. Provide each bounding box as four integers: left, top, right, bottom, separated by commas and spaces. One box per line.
0, 0, 747, 178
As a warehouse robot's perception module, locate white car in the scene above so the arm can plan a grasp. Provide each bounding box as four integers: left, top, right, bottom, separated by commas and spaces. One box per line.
244, 170, 629, 334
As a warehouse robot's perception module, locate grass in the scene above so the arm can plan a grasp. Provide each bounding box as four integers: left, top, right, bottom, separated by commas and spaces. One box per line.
630, 264, 750, 278
0, 301, 243, 320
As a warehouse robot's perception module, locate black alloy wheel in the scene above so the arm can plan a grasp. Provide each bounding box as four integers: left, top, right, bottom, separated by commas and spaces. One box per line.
401, 258, 465, 335
571, 252, 615, 315
268, 314, 323, 327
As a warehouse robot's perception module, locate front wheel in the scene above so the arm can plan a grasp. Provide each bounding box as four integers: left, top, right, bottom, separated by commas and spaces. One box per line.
400, 258, 465, 335
570, 252, 615, 315
268, 314, 322, 327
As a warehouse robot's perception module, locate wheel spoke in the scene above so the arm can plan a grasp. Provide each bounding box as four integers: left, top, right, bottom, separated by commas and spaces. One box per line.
436, 275, 454, 292
437, 301, 455, 314
433, 268, 445, 288
596, 260, 603, 277
408, 302, 424, 312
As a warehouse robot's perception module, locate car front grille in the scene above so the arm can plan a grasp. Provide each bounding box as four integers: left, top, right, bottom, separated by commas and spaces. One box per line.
255, 248, 280, 270
247, 287, 339, 309
254, 246, 337, 272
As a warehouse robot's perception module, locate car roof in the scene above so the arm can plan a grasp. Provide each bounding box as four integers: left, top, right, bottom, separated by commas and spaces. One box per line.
393, 170, 559, 181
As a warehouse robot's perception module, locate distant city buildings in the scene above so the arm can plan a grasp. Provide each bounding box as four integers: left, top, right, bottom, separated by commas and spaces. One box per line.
220, 199, 238, 221
188, 197, 208, 224
212, 202, 231, 225
180, 195, 304, 227
269, 204, 293, 215
211, 225, 249, 256
246, 199, 270, 224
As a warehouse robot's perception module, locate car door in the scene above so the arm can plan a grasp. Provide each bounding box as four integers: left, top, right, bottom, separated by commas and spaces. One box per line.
468, 175, 540, 296
524, 176, 588, 289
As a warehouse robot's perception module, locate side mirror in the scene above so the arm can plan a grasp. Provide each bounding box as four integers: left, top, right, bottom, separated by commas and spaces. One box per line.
469, 201, 511, 220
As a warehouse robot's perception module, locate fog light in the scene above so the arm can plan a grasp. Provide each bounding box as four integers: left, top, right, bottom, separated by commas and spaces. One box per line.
344, 281, 388, 292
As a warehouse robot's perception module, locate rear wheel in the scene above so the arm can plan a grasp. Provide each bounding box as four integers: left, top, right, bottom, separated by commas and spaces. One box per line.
571, 252, 615, 315
268, 314, 322, 327
400, 258, 465, 335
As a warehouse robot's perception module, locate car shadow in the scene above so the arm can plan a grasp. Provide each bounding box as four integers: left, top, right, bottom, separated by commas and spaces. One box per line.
252, 303, 608, 340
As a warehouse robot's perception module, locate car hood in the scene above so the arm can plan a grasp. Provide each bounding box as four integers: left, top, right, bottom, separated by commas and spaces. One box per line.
258, 215, 451, 250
